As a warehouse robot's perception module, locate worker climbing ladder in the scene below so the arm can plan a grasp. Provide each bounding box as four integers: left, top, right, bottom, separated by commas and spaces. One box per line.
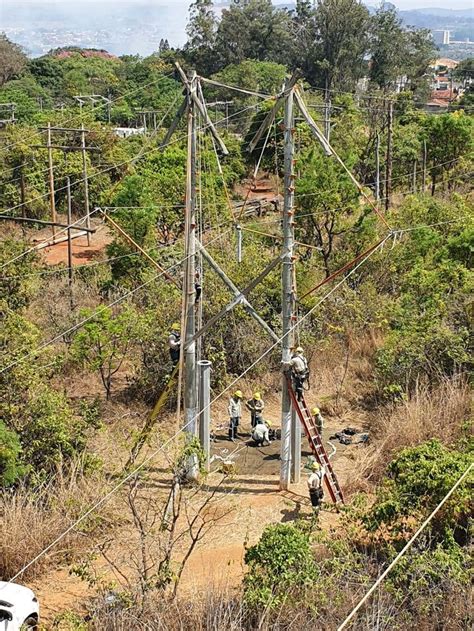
286, 375, 344, 505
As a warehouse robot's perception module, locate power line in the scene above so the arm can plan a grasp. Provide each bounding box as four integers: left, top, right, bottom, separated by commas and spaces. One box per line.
0, 72, 177, 162
0, 99, 272, 220
0, 227, 232, 370
4, 233, 391, 584
337, 462, 473, 631
1, 251, 141, 281
0, 95, 244, 267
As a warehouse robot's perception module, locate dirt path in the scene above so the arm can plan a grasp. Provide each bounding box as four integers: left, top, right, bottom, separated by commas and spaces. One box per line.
29, 389, 366, 628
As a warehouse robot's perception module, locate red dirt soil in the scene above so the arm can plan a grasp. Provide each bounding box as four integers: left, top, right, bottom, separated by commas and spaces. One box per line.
35, 222, 113, 266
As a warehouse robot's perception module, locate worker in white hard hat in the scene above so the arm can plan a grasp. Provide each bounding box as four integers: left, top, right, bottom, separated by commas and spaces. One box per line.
246, 391, 265, 428
228, 390, 243, 441
252, 419, 271, 447
311, 406, 324, 433
289, 346, 309, 401
168, 322, 181, 365
307, 461, 325, 513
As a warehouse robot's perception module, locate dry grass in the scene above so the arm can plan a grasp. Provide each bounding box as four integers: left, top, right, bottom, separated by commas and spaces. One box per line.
85, 577, 469, 631
0, 462, 111, 581
347, 376, 472, 493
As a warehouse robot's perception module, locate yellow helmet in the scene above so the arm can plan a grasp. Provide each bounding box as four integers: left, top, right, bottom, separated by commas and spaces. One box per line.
296, 346, 304, 354
265, 420, 272, 427
312, 407, 320, 415
254, 392, 261, 400
311, 462, 321, 471
234, 390, 243, 399
171, 323, 180, 331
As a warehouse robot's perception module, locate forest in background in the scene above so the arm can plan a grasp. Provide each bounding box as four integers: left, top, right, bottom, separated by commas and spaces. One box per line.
0, 1, 473, 629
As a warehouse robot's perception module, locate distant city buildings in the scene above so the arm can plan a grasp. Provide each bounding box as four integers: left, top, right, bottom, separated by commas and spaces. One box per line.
433, 30, 451, 46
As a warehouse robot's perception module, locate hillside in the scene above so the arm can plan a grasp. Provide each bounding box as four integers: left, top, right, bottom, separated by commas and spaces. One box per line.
0, 2, 473, 629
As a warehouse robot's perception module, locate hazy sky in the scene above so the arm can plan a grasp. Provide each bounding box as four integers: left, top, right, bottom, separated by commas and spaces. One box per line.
8, 0, 474, 9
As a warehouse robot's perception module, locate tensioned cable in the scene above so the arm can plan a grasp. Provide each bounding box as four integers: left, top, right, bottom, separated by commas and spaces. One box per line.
337, 462, 473, 631
2, 99, 178, 187
200, 77, 273, 99
0, 72, 177, 162
0, 98, 273, 220
0, 100, 270, 273
0, 228, 232, 372
4, 234, 390, 584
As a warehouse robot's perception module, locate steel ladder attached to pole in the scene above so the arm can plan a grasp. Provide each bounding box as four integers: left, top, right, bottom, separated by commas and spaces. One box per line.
285, 375, 344, 505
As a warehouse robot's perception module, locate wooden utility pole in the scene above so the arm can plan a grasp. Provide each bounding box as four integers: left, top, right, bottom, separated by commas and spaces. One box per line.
324, 89, 331, 142
422, 139, 427, 193
385, 100, 393, 212
19, 167, 27, 218
46, 122, 57, 238
36, 125, 97, 243
375, 134, 380, 203
281, 80, 296, 491
66, 176, 74, 308
412, 160, 417, 194
80, 124, 91, 246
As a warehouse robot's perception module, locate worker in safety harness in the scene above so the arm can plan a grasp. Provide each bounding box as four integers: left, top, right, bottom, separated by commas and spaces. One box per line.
168, 323, 181, 365
246, 392, 265, 428
289, 346, 309, 401
252, 419, 271, 447
311, 406, 324, 433
228, 390, 243, 441
307, 461, 325, 514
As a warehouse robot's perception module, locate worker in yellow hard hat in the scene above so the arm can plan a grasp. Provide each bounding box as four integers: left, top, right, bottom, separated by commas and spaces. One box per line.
228, 390, 243, 441
246, 391, 265, 428
168, 323, 181, 365
307, 460, 325, 514
311, 406, 324, 433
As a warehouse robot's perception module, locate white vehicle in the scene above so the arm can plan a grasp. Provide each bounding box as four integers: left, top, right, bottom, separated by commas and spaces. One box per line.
0, 582, 39, 630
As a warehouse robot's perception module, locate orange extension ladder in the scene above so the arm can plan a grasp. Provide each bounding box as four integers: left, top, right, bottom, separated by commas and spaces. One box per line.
286, 375, 344, 505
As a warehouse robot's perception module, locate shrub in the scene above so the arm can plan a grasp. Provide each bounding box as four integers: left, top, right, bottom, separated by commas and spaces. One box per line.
362, 439, 473, 547
243, 523, 318, 608
0, 421, 26, 486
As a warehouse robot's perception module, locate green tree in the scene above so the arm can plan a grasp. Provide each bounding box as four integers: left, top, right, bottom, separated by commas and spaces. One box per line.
21, 389, 87, 478
185, 0, 219, 76
421, 112, 473, 194
362, 440, 473, 548
312, 0, 370, 92
28, 55, 65, 95
71, 305, 141, 399
0, 240, 38, 312
369, 6, 436, 94
215, 0, 292, 69
0, 34, 27, 86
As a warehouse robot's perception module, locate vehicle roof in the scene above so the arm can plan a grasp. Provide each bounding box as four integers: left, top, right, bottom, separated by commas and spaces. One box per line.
0, 582, 35, 606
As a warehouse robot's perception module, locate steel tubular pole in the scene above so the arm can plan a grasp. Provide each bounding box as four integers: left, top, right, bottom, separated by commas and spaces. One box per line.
280, 83, 295, 491
198, 360, 212, 471
184, 75, 198, 480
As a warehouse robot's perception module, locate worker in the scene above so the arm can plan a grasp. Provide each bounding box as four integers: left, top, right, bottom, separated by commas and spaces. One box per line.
290, 346, 309, 401
228, 390, 243, 441
246, 392, 265, 428
252, 419, 271, 447
307, 461, 325, 514
312, 407, 324, 433
168, 323, 181, 365
195, 269, 202, 304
